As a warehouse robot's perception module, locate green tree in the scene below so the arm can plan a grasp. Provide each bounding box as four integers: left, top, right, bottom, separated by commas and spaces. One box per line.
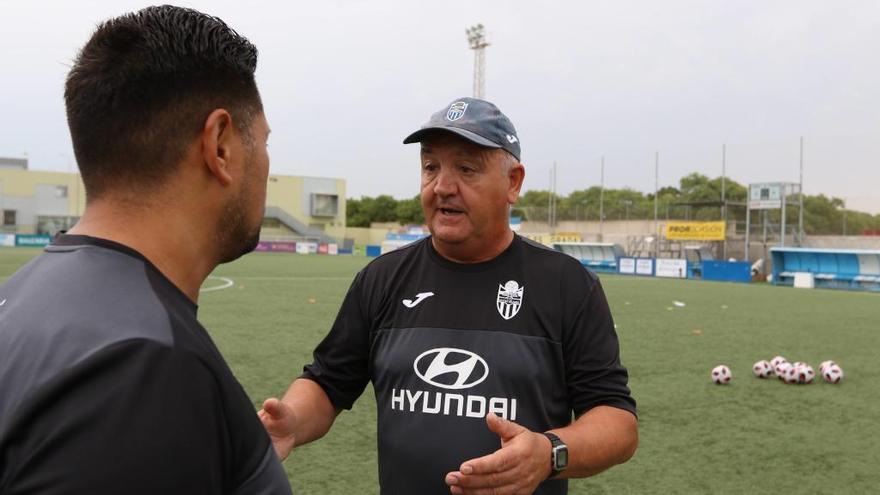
347, 174, 880, 234
395, 195, 424, 225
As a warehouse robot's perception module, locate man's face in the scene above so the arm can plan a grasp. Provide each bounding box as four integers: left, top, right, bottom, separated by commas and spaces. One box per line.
420, 132, 521, 253
218, 112, 270, 263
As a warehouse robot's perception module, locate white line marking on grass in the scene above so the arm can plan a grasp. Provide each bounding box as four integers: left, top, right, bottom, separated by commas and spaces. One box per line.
200, 276, 234, 293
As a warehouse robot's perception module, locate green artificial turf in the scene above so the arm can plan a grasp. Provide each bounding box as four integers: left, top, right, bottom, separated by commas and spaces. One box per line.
2, 248, 878, 493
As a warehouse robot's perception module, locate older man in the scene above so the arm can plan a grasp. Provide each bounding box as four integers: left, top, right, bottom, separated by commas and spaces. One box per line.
0, 6, 289, 494
261, 97, 637, 494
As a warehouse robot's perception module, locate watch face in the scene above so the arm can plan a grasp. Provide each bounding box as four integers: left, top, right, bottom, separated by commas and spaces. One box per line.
554, 446, 569, 469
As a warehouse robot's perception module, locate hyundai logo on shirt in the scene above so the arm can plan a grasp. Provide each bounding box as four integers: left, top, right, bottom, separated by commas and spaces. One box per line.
414, 348, 488, 390
390, 347, 518, 421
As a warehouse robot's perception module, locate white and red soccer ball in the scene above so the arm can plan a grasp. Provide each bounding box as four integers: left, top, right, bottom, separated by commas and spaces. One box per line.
783, 365, 800, 384
819, 360, 836, 374
711, 365, 732, 384
753, 360, 773, 378
779, 362, 815, 384
770, 356, 788, 368
822, 364, 844, 384
775, 362, 793, 381
796, 363, 815, 384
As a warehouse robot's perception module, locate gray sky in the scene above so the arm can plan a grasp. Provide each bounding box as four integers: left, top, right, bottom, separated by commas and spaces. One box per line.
3, 0, 879, 213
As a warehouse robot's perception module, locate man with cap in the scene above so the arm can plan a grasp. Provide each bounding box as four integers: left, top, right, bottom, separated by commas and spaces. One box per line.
260, 97, 638, 494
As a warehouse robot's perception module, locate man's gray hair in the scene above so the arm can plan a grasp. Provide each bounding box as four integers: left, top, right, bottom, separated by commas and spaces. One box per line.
499, 149, 519, 175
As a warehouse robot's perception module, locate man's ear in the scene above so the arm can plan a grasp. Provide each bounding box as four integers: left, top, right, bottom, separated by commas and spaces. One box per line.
201, 109, 235, 187
507, 162, 525, 204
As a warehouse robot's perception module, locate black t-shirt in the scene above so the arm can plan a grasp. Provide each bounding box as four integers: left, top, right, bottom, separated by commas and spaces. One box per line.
0, 235, 291, 495
303, 235, 636, 495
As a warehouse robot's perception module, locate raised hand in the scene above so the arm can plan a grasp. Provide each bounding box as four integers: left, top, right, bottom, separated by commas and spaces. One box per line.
445, 413, 552, 495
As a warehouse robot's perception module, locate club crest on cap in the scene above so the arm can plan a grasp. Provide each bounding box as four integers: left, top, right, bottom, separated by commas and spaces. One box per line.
446, 101, 468, 121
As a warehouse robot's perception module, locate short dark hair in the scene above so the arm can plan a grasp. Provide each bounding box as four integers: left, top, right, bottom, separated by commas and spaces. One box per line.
65, 5, 262, 199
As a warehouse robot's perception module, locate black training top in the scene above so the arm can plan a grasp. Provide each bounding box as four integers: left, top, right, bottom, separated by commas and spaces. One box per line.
0, 235, 291, 495
303, 235, 636, 495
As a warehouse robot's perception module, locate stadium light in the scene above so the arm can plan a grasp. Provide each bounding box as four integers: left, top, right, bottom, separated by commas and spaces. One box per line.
465, 23, 489, 98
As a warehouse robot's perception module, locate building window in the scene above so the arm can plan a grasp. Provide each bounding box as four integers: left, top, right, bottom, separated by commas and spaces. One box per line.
3, 210, 16, 227
311, 193, 339, 217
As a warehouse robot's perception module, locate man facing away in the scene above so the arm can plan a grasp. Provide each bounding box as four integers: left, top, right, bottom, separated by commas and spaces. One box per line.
0, 6, 290, 494
260, 97, 638, 494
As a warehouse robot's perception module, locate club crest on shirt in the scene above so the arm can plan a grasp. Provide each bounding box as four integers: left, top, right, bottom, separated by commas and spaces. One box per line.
496, 280, 524, 320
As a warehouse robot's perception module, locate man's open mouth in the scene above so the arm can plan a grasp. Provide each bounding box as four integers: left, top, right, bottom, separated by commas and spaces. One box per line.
439, 207, 464, 216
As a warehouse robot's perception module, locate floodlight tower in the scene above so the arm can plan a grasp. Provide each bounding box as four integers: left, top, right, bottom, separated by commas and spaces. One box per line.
465, 24, 489, 99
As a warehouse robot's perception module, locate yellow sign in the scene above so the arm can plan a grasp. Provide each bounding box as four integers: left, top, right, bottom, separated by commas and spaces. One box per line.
665, 221, 726, 241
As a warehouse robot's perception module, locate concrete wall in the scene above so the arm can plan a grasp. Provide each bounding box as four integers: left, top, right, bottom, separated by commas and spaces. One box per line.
345, 226, 399, 246
802, 236, 880, 250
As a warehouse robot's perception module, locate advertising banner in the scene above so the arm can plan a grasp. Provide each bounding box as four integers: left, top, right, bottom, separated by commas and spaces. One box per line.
0, 233, 16, 247
665, 221, 726, 241
328, 243, 338, 255
255, 241, 296, 253
15, 234, 52, 247
636, 258, 654, 276
296, 242, 318, 254
618, 257, 636, 275
656, 258, 687, 278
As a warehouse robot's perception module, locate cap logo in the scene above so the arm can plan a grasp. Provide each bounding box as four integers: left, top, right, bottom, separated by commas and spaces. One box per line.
446, 101, 468, 121
506, 134, 518, 144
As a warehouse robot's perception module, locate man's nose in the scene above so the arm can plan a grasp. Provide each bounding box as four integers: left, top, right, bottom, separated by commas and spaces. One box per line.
433, 167, 458, 197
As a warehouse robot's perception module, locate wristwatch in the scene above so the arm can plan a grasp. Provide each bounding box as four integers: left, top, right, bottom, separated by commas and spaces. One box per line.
542, 432, 568, 478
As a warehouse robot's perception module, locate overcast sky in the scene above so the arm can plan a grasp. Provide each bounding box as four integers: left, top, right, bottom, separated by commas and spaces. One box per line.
2, 1, 879, 213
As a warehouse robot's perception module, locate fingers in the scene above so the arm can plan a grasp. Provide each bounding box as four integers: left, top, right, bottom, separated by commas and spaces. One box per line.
446, 466, 517, 490
459, 448, 513, 476
484, 413, 525, 442
261, 397, 287, 419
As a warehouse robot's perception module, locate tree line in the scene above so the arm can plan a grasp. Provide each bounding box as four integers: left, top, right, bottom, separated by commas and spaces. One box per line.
346, 173, 880, 235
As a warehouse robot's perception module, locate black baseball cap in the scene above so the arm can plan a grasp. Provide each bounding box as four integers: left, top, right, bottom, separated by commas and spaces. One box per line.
402, 97, 521, 161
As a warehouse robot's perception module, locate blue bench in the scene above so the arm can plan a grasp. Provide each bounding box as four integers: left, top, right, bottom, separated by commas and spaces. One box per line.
553, 242, 625, 274
771, 247, 880, 291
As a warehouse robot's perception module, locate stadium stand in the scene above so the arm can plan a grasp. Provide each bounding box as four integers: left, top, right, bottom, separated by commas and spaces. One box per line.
553, 242, 625, 273
771, 247, 880, 292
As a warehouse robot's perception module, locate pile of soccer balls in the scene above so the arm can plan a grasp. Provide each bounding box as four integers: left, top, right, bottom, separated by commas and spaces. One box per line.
711, 357, 844, 385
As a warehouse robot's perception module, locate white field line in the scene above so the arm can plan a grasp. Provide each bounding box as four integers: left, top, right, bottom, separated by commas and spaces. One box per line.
200, 276, 235, 292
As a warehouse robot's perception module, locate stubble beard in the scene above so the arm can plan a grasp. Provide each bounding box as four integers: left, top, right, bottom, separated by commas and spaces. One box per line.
216, 158, 262, 264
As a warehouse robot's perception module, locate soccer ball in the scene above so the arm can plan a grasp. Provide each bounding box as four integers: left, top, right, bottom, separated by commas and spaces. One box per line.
775, 362, 792, 380
823, 364, 844, 384
783, 365, 800, 384
753, 360, 773, 378
796, 363, 815, 384
711, 365, 732, 384
819, 360, 836, 374
770, 356, 788, 368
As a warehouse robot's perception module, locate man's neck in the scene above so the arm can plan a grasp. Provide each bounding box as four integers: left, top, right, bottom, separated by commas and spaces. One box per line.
68, 199, 217, 303
432, 229, 515, 264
